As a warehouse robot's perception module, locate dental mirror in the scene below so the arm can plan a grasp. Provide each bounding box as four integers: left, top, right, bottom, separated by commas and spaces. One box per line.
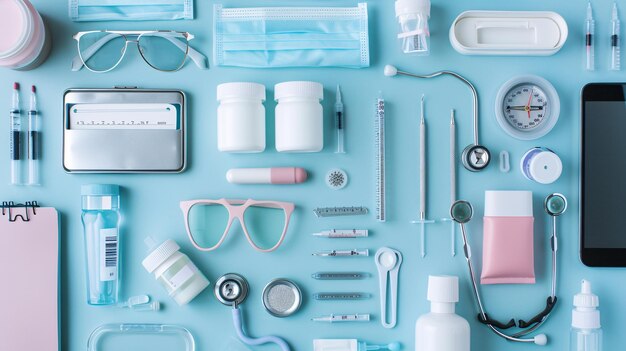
545, 193, 567, 216
451, 200, 473, 224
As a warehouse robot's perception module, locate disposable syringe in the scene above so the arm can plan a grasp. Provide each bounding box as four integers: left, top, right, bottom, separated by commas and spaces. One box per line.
9, 82, 22, 185
335, 85, 345, 153
28, 85, 40, 185
312, 313, 371, 323
611, 2, 621, 70
313, 229, 368, 238
586, 1, 595, 71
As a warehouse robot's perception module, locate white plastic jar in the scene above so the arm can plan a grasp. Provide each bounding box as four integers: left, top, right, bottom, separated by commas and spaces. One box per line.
274, 81, 324, 152
142, 238, 210, 306
217, 82, 266, 152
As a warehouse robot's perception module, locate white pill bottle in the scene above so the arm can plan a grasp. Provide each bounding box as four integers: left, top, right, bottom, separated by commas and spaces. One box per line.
216, 82, 266, 153
274, 81, 324, 152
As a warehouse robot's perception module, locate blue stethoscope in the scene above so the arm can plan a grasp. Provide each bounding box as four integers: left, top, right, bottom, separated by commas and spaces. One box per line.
214, 273, 291, 351
450, 193, 567, 346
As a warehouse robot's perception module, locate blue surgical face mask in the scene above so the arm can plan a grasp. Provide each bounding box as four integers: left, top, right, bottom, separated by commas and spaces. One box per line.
213, 3, 370, 69
69, 0, 194, 22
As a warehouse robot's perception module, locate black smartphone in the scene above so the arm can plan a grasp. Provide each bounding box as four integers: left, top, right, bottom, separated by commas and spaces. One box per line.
581, 83, 626, 266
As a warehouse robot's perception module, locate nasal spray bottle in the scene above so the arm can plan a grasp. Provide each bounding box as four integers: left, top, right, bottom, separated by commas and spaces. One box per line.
571, 280, 602, 351
415, 275, 470, 351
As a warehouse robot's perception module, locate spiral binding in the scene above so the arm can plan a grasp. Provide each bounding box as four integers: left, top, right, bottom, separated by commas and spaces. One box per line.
1, 201, 39, 222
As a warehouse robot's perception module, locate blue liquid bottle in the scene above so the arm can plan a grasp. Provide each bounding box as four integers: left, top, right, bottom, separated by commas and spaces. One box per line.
81, 184, 121, 305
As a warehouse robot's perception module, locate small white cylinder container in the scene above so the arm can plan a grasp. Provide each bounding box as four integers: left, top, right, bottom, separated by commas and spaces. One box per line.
520, 147, 562, 184
142, 239, 210, 306
217, 82, 266, 153
274, 81, 324, 152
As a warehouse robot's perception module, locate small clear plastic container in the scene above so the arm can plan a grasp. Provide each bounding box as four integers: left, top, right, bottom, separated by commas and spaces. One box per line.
81, 184, 121, 305
87, 324, 195, 351
395, 0, 431, 55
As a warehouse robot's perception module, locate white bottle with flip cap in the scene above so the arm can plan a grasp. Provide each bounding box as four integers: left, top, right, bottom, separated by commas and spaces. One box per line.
415, 275, 470, 351
570, 280, 602, 351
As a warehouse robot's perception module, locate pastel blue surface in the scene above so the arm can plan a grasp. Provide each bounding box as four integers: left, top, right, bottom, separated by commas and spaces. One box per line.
1, 0, 625, 350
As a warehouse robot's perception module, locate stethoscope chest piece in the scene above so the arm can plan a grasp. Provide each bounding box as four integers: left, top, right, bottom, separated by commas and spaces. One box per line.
215, 273, 249, 307
462, 144, 491, 172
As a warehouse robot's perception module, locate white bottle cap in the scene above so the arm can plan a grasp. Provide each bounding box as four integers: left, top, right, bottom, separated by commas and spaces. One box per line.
524, 150, 563, 184
217, 82, 266, 101
395, 0, 430, 17
572, 279, 601, 329
427, 275, 459, 303
484, 190, 533, 217
274, 81, 323, 101
142, 239, 180, 273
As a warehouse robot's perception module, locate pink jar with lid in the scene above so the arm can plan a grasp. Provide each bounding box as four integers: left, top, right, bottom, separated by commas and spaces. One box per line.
0, 0, 51, 70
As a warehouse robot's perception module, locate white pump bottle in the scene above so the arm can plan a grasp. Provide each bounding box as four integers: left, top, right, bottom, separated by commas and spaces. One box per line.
415, 275, 470, 351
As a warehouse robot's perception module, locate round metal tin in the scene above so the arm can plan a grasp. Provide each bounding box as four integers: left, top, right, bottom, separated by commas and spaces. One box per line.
262, 278, 302, 318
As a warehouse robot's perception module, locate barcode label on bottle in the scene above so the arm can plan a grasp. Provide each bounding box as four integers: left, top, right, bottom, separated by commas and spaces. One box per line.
99, 228, 118, 282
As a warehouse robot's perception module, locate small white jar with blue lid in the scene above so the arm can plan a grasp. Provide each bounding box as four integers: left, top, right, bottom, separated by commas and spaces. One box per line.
274, 81, 324, 152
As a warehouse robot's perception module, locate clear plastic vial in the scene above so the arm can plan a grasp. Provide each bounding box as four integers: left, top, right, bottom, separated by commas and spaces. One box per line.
142, 238, 210, 305
274, 81, 324, 152
81, 184, 121, 305
217, 82, 266, 153
570, 280, 602, 351
395, 0, 431, 55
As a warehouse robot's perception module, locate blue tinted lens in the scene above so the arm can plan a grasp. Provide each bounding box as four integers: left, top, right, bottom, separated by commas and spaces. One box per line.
139, 32, 188, 71
79, 32, 126, 72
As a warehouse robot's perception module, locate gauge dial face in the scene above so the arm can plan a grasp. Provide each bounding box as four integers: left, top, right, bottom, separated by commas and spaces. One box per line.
502, 84, 549, 131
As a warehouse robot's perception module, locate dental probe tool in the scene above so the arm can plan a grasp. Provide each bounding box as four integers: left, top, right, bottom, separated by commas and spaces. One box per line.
412, 95, 434, 257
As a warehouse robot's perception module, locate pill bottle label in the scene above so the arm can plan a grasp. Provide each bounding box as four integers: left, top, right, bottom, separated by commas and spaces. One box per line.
166, 265, 195, 289
99, 228, 118, 281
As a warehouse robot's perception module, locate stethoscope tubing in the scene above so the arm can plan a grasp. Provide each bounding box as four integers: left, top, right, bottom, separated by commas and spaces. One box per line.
458, 219, 557, 343
395, 69, 479, 146
232, 307, 291, 351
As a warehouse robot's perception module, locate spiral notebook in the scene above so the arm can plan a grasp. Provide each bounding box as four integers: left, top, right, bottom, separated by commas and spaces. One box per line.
0, 202, 59, 351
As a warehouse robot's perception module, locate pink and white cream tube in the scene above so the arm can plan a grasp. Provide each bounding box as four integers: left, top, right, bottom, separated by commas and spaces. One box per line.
226, 167, 308, 184
481, 190, 536, 285
0, 0, 51, 70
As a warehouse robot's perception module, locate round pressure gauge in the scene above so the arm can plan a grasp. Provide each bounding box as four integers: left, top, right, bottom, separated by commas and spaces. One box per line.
495, 75, 560, 140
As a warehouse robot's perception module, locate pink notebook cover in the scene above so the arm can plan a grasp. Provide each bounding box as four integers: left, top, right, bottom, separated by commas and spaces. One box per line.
0, 206, 59, 351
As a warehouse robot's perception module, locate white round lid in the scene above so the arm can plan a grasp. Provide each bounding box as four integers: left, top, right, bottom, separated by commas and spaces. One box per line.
274, 81, 323, 101
217, 82, 266, 102
395, 0, 430, 17
142, 239, 180, 273
528, 150, 562, 184
0, 0, 33, 58
484, 190, 533, 217
427, 275, 459, 303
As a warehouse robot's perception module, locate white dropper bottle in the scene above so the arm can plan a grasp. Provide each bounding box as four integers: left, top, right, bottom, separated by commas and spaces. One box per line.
570, 280, 602, 351
415, 275, 470, 351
